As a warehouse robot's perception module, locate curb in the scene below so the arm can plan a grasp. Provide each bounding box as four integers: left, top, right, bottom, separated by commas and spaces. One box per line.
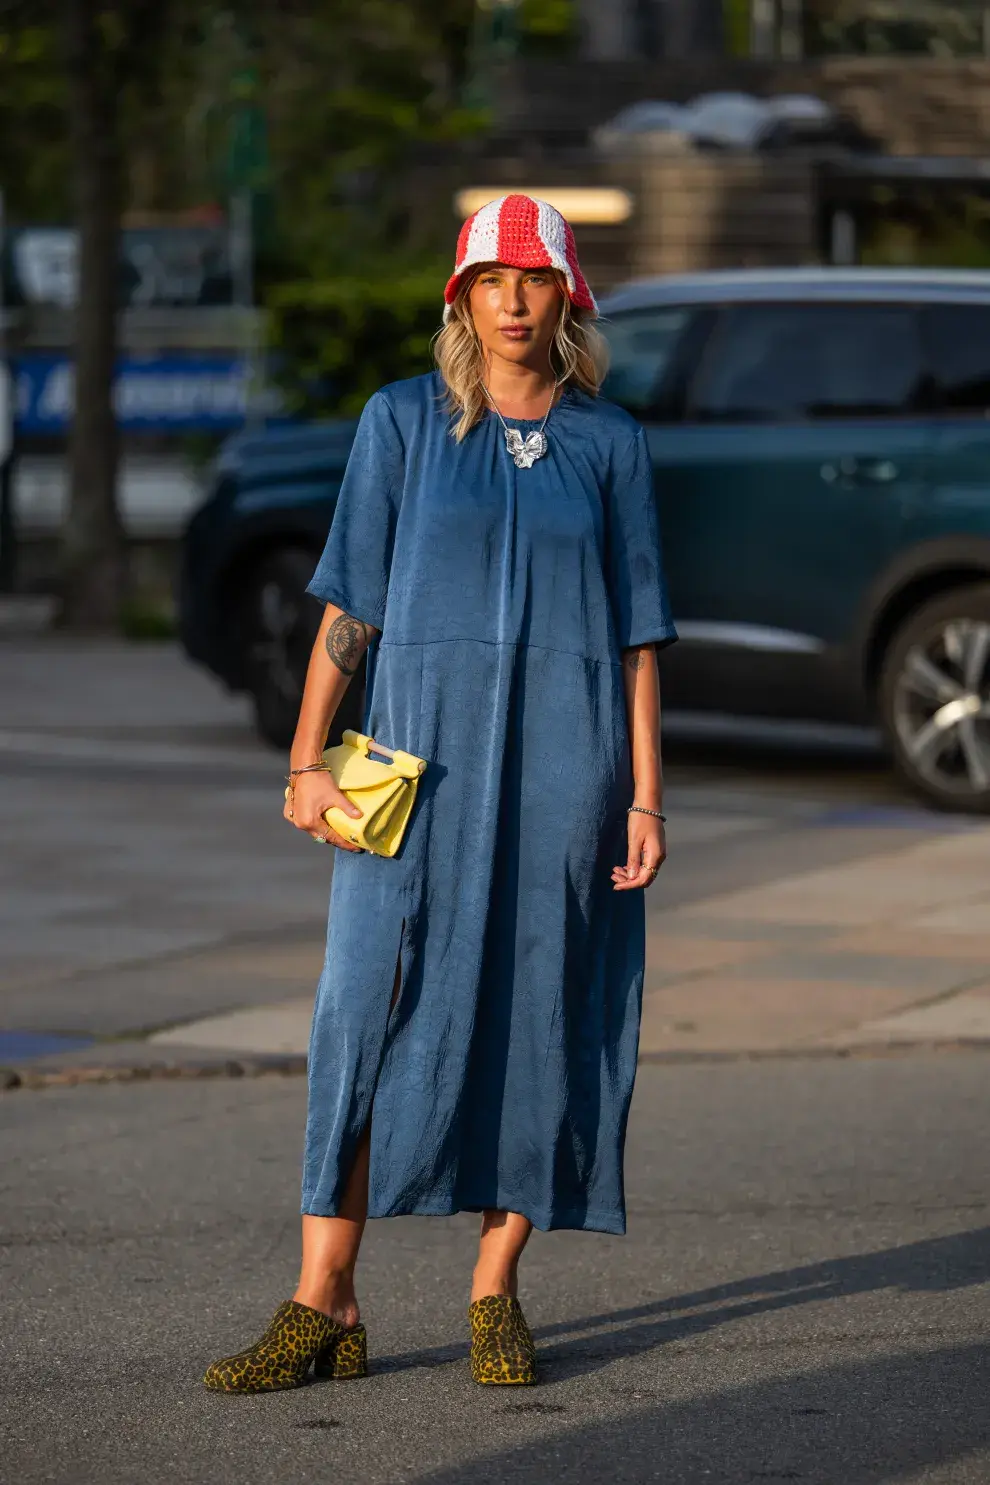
638, 1039, 990, 1064
5, 1039, 990, 1091
0, 1053, 308, 1091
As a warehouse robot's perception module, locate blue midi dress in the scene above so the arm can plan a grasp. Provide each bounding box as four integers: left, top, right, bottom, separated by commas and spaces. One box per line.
301, 371, 676, 1235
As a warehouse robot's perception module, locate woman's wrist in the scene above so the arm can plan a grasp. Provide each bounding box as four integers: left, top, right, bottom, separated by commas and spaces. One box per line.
631, 783, 663, 811
290, 745, 327, 772
290, 724, 329, 767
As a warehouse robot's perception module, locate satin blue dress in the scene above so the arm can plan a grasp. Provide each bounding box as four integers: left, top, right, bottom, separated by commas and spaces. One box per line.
302, 371, 676, 1235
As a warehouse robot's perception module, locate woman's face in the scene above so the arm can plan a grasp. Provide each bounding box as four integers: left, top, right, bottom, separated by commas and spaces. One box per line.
466, 264, 564, 370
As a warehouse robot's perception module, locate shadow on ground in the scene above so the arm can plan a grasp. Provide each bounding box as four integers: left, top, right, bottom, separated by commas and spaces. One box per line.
373, 1226, 990, 1482
415, 1340, 990, 1483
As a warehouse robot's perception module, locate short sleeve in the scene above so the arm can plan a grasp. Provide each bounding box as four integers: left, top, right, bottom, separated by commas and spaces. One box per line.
306, 391, 404, 629
606, 427, 678, 652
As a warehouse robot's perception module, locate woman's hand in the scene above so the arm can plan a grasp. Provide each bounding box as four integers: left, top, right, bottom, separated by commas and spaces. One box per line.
612, 811, 666, 891
284, 770, 364, 851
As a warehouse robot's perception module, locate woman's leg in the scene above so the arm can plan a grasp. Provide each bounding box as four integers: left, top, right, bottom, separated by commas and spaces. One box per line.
471, 1210, 533, 1302
293, 1135, 369, 1327
293, 951, 404, 1327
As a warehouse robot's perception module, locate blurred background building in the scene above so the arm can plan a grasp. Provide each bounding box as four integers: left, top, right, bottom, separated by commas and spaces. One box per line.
4, 1, 990, 623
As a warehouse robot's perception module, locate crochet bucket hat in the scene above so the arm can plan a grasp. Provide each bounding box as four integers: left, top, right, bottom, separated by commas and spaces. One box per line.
443, 193, 598, 323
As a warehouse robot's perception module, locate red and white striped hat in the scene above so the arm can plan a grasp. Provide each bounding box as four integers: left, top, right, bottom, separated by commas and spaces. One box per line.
444, 193, 597, 322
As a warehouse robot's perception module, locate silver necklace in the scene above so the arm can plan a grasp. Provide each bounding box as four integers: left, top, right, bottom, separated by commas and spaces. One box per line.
481, 380, 559, 470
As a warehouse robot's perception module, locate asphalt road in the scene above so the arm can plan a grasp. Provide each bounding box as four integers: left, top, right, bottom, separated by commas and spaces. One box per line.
3, 1057, 989, 1484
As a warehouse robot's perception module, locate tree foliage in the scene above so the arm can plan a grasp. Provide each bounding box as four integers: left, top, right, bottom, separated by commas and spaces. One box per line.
0, 17, 69, 220
805, 1, 988, 56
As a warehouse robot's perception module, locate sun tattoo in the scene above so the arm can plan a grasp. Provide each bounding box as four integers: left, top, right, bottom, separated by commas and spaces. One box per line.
624, 646, 651, 672
326, 613, 371, 676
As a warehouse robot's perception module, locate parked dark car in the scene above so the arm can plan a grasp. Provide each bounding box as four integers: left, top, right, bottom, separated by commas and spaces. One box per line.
179, 268, 990, 812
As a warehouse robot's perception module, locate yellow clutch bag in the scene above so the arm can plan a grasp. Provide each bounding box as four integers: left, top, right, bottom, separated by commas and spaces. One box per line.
320, 729, 426, 858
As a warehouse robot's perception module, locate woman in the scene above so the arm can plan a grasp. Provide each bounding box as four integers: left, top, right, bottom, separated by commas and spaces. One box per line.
204, 194, 676, 1394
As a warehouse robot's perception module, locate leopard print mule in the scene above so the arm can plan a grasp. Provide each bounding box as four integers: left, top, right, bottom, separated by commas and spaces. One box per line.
203, 1299, 368, 1392
469, 1295, 538, 1385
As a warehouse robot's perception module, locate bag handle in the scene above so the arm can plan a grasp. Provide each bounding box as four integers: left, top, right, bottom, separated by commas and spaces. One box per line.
342, 730, 426, 778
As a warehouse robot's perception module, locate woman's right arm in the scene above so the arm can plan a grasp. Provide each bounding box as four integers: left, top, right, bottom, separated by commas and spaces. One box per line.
283, 604, 375, 849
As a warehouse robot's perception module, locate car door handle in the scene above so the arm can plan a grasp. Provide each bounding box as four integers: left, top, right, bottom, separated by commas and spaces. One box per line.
820, 458, 898, 486
854, 458, 899, 484
820, 458, 857, 485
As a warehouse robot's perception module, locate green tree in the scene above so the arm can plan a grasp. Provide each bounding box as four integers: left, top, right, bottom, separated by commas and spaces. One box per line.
0, 1, 486, 621
250, 0, 483, 413
0, 22, 69, 221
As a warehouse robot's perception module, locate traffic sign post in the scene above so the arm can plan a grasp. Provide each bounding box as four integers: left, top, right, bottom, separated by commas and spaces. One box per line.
0, 191, 15, 593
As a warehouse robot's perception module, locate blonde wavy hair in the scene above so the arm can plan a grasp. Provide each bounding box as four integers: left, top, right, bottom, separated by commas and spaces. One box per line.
434, 268, 610, 442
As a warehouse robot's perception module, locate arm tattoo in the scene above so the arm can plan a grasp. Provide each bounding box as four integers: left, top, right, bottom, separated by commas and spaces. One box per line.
325, 613, 372, 676
624, 645, 651, 673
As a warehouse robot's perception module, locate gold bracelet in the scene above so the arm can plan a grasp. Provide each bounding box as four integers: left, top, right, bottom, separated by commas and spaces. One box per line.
286, 762, 329, 782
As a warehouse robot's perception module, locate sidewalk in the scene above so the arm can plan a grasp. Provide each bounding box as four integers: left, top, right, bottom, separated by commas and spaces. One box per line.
149, 818, 990, 1063
9, 815, 988, 1089
3, 638, 989, 1089
639, 821, 990, 1055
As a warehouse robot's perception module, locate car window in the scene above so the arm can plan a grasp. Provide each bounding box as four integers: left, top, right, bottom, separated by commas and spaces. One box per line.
690, 303, 926, 422
925, 304, 990, 412
600, 307, 693, 416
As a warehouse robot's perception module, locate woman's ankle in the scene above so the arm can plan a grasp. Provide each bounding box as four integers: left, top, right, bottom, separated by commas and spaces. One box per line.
293, 1274, 360, 1329
470, 1269, 517, 1304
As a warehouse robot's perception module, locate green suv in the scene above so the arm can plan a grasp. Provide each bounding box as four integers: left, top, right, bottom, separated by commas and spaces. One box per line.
601, 268, 990, 813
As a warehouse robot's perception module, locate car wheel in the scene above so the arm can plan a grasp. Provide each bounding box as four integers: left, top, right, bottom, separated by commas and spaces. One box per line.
243, 549, 365, 750
878, 584, 990, 813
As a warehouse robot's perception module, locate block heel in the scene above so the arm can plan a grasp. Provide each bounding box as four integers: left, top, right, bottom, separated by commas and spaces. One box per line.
313, 1322, 368, 1380
469, 1296, 538, 1385
204, 1300, 367, 1393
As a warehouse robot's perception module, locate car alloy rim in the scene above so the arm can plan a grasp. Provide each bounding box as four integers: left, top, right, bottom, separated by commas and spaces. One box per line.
892, 619, 990, 797
252, 579, 302, 701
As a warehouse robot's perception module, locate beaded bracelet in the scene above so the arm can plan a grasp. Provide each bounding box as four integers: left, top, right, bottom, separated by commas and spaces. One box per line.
628, 805, 666, 822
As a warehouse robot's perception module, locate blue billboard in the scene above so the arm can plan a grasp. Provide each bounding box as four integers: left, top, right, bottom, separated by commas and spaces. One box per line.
13, 354, 280, 433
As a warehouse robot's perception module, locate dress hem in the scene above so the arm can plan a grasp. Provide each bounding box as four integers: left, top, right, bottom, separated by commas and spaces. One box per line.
300, 1192, 626, 1237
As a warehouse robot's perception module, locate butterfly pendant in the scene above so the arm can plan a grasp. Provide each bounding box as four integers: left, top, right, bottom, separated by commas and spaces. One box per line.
504, 428, 548, 470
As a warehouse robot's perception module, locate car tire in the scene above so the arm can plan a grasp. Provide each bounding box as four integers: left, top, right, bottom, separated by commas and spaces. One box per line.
878, 584, 990, 814
242, 548, 366, 750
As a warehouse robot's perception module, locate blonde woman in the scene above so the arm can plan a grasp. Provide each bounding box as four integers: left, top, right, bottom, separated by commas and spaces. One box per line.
205, 194, 677, 1393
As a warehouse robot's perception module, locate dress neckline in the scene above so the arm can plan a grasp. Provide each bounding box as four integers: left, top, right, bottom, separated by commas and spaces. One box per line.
484, 385, 575, 425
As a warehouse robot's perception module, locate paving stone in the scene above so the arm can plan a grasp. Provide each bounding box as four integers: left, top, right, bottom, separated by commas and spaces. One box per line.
912, 902, 990, 934
149, 997, 314, 1054
644, 933, 777, 979
648, 913, 834, 944
638, 974, 926, 1055
722, 950, 980, 994
677, 855, 982, 927
825, 990, 990, 1047
830, 927, 990, 961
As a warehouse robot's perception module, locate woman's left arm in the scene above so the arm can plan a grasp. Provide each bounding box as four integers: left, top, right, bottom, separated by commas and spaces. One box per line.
611, 643, 666, 891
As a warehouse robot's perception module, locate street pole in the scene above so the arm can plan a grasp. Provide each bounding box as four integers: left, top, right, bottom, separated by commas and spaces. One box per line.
578, 0, 636, 58
750, 0, 777, 57
229, 188, 260, 429
778, 0, 803, 58
0, 190, 16, 594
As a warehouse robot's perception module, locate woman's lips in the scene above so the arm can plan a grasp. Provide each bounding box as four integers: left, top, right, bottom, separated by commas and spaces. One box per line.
499, 326, 532, 339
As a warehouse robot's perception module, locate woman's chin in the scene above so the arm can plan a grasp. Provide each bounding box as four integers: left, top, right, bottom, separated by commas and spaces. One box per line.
488, 338, 549, 367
